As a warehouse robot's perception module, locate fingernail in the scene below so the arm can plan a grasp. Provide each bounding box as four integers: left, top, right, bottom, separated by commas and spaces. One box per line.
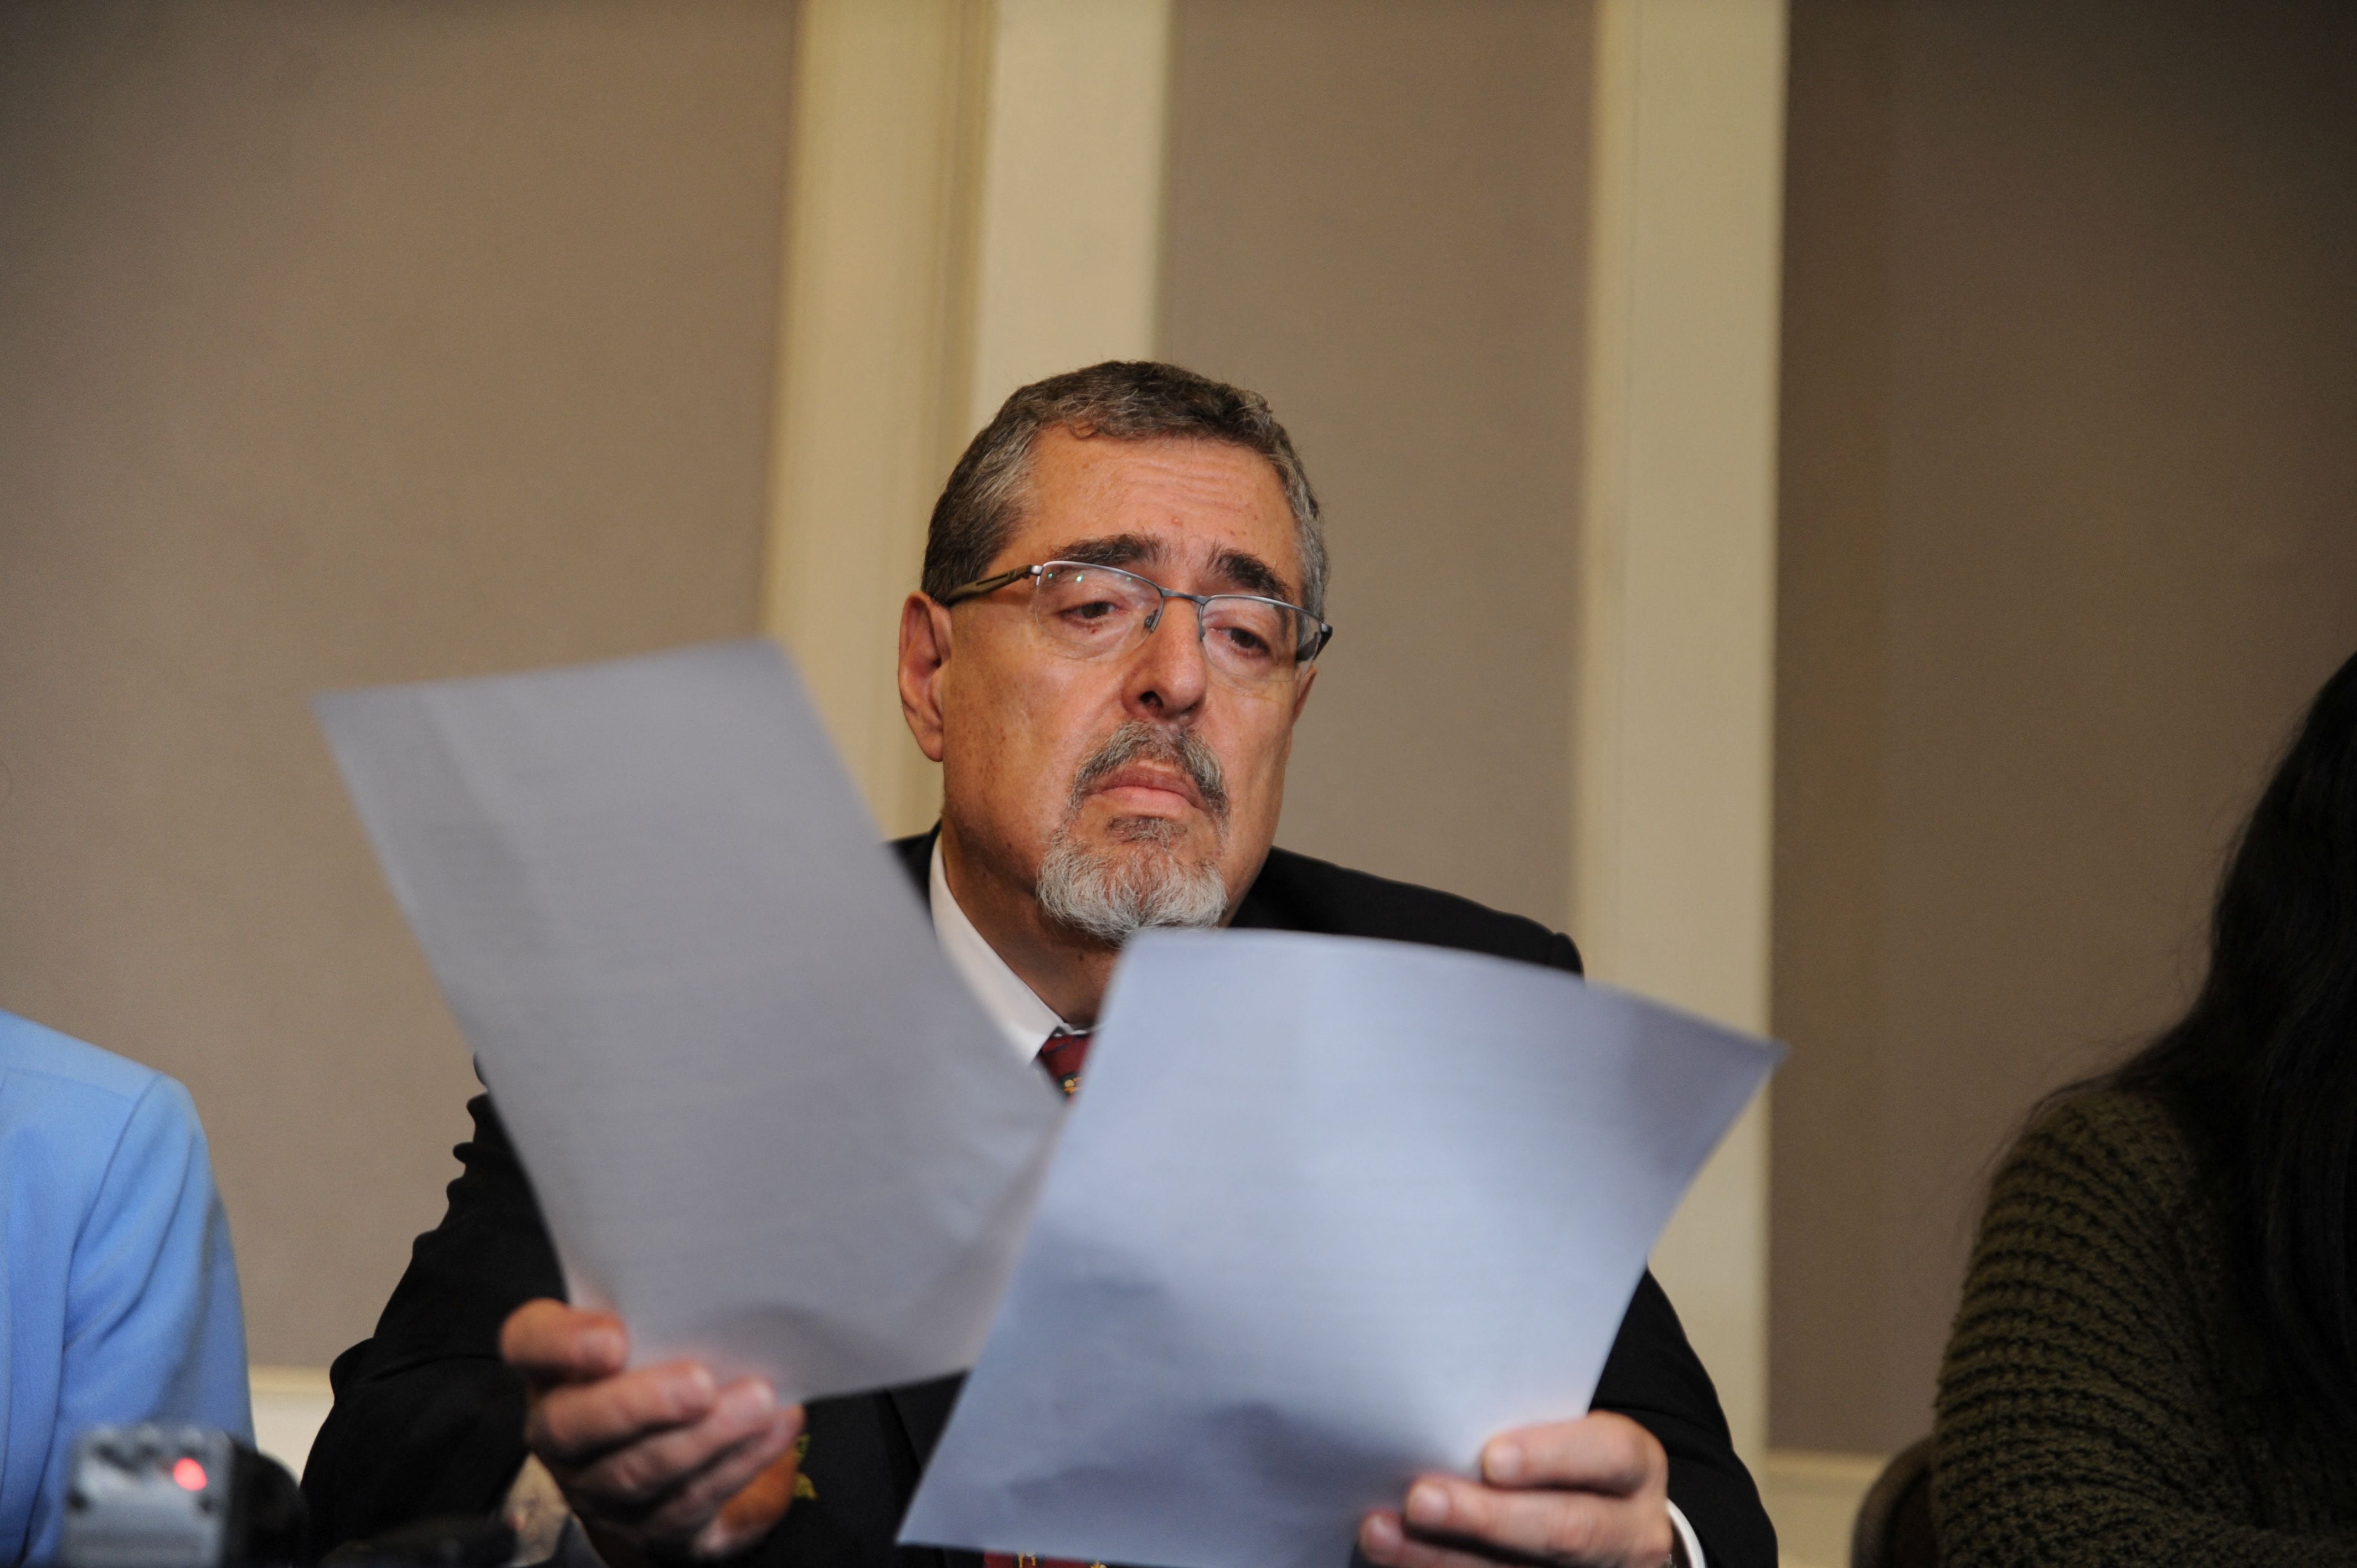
724, 1380, 778, 1421
583, 1327, 625, 1367
673, 1365, 717, 1409
1404, 1481, 1449, 1529
1484, 1441, 1525, 1483
1360, 1514, 1402, 1558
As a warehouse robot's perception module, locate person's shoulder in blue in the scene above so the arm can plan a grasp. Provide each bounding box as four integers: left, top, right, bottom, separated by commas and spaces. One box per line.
0, 1010, 250, 1565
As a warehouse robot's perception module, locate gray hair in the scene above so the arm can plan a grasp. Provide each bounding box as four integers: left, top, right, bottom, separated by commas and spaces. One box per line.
920, 360, 1327, 618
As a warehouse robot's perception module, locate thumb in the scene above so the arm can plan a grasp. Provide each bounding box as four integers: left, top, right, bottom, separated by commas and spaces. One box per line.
699, 1408, 809, 1556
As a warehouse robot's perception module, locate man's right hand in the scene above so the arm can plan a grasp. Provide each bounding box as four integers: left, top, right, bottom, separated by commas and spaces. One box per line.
501, 1299, 806, 1562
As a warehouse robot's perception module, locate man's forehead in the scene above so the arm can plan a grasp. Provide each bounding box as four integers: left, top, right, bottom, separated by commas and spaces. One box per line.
1006, 432, 1301, 596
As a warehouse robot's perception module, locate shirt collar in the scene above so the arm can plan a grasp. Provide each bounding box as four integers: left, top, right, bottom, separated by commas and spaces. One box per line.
930, 834, 1070, 1060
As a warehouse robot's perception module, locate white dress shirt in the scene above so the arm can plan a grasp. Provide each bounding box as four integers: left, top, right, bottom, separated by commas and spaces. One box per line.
929, 837, 1071, 1060
923, 838, 1704, 1568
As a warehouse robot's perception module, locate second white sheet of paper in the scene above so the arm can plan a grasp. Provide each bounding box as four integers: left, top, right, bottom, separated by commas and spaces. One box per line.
903, 929, 1779, 1568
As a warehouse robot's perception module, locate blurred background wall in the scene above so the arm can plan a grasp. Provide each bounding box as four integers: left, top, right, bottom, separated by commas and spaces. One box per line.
4, 0, 2355, 1561
0, 1, 793, 1365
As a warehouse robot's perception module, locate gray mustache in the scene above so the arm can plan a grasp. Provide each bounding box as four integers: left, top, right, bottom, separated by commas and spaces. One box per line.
1069, 721, 1230, 822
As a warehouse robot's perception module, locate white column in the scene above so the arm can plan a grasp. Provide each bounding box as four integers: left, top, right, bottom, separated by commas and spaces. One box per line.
966, 0, 1172, 430
1576, 0, 1790, 1472
762, 0, 990, 839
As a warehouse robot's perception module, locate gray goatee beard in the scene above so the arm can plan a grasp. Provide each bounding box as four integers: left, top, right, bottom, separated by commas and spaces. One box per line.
1036, 721, 1231, 945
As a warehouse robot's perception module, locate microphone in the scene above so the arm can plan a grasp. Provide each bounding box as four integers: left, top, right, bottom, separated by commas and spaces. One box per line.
60, 1426, 304, 1568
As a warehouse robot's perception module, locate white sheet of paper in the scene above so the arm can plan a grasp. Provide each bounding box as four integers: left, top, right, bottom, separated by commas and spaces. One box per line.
902, 929, 1780, 1568
315, 638, 1061, 1401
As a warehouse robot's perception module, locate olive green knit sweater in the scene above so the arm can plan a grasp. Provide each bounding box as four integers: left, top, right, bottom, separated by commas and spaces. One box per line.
1934, 1091, 2357, 1566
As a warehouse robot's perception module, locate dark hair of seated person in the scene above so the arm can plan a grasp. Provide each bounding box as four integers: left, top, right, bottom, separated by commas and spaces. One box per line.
2106, 644, 2357, 1432
1934, 645, 2357, 1568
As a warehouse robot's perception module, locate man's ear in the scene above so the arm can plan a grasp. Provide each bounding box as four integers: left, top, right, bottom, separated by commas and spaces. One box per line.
1289, 663, 1318, 723
898, 593, 954, 762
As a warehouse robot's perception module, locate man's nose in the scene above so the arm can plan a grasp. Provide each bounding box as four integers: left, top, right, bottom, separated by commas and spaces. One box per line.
1123, 598, 1211, 717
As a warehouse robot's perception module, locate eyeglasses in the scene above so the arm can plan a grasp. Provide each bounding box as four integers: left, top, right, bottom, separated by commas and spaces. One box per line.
938, 560, 1334, 687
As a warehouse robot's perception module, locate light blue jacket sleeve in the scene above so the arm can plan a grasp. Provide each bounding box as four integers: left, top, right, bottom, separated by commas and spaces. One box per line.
0, 1017, 250, 1565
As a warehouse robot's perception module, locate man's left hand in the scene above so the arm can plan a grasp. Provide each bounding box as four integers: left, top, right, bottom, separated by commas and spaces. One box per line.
1357, 1412, 1677, 1568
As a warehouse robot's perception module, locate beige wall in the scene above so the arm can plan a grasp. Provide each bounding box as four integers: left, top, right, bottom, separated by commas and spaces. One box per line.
1773, 0, 2357, 1452
0, 3, 795, 1365
1161, 0, 1591, 931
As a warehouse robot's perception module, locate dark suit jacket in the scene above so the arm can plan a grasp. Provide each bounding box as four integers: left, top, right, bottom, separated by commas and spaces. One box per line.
303, 835, 1775, 1568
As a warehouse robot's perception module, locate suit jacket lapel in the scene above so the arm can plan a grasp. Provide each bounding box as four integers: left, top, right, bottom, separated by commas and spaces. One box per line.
1227, 881, 1278, 929
883, 1372, 967, 1472
893, 829, 937, 905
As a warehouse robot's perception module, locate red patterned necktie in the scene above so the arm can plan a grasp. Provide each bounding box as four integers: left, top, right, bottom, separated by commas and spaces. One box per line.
981, 1033, 1102, 1568
1035, 1028, 1092, 1097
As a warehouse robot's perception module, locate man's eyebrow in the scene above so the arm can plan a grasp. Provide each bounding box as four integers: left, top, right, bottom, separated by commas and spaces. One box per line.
1045, 535, 1296, 605
1048, 534, 1162, 571
1209, 546, 1295, 605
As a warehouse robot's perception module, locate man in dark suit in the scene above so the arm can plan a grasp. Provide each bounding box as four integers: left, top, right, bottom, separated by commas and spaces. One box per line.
302, 363, 1775, 1568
